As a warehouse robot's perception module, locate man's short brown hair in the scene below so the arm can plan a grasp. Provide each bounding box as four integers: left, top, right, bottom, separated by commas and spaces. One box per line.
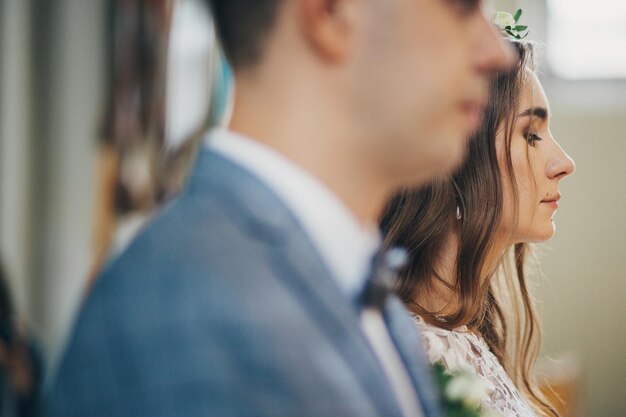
206, 0, 284, 69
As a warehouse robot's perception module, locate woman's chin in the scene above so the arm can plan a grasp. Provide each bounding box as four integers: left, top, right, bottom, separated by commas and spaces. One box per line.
512, 222, 556, 244
527, 223, 556, 243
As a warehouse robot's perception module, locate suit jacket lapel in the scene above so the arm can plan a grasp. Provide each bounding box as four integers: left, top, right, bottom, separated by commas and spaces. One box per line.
268, 228, 404, 417
186, 149, 404, 417
383, 298, 443, 417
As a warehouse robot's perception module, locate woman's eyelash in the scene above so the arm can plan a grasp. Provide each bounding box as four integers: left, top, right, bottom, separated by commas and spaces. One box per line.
525, 132, 543, 146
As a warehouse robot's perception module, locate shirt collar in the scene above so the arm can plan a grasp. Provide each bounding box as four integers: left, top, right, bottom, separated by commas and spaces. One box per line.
206, 128, 380, 302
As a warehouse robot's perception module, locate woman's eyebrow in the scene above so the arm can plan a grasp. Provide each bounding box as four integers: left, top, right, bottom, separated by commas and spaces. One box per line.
518, 107, 548, 120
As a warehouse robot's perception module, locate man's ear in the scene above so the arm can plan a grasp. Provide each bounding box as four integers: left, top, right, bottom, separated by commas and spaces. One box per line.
298, 0, 357, 62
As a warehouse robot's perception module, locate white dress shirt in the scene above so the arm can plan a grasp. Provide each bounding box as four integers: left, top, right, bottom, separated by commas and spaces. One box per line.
207, 128, 379, 299
206, 128, 423, 417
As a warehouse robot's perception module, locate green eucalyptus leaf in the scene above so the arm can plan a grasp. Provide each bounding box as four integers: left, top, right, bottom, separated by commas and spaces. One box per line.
514, 8, 523, 23
515, 25, 528, 31
506, 29, 521, 39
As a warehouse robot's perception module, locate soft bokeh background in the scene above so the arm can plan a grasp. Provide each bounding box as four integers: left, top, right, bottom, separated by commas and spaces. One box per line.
0, 0, 624, 415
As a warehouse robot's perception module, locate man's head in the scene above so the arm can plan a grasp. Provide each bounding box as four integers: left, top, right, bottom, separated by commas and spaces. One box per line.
207, 0, 514, 189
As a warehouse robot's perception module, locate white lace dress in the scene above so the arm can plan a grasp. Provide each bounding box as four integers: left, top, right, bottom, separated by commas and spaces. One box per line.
413, 316, 537, 417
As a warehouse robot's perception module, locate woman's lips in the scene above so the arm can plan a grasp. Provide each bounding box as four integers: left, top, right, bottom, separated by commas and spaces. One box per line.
541, 194, 561, 209
541, 200, 559, 209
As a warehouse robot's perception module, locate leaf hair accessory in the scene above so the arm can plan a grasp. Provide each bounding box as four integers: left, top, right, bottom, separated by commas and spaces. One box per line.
492, 9, 528, 39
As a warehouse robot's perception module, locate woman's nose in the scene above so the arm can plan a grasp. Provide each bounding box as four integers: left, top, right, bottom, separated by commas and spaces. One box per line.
547, 142, 576, 180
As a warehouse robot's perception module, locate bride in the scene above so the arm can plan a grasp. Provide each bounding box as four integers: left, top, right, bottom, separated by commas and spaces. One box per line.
379, 39, 575, 417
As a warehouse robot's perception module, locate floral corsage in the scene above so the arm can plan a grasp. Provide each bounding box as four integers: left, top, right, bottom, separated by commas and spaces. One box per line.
432, 362, 502, 417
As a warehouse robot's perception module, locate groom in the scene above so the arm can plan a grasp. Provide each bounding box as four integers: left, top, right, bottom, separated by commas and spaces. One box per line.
44, 0, 512, 416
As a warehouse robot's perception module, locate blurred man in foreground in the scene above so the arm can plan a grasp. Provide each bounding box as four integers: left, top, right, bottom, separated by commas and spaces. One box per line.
44, 1, 513, 416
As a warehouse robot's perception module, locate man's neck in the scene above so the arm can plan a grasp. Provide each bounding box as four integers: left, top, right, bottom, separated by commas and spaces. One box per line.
228, 78, 389, 228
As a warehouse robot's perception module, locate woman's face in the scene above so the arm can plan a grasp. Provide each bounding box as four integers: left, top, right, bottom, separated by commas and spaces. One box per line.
496, 71, 575, 244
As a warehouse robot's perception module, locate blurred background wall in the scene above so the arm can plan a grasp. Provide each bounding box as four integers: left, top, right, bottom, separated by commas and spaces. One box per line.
0, 0, 103, 368
0, 0, 624, 415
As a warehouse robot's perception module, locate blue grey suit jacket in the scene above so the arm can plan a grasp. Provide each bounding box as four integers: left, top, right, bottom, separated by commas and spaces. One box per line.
43, 149, 442, 417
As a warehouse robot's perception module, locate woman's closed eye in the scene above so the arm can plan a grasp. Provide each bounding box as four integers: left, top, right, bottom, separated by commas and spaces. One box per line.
525, 132, 543, 147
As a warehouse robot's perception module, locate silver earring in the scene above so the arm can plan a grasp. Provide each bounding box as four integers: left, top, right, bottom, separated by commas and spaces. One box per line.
456, 205, 462, 220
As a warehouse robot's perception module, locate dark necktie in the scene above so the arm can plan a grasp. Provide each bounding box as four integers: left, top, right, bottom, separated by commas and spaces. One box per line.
359, 247, 408, 309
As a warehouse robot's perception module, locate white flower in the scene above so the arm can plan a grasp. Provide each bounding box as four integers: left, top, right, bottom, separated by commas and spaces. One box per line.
444, 373, 489, 408
491, 11, 516, 30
